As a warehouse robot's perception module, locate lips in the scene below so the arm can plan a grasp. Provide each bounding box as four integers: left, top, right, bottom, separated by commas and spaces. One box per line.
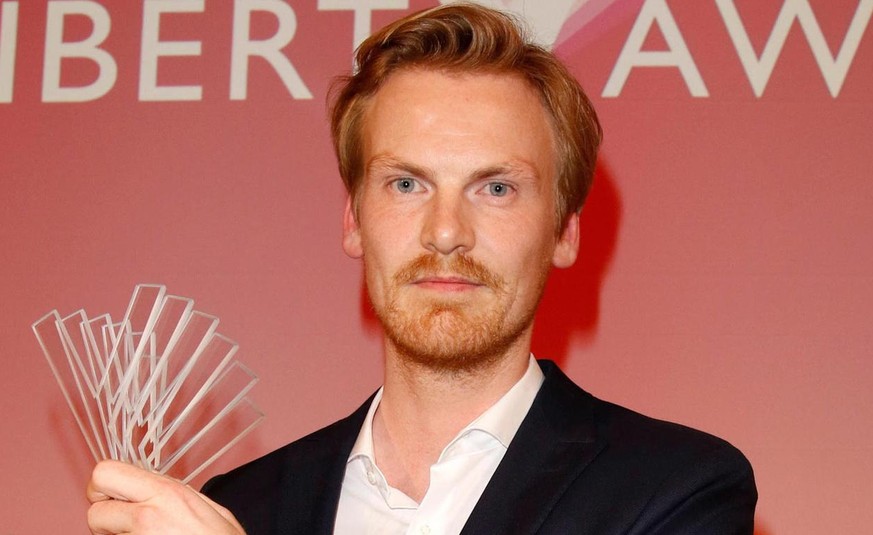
412, 275, 485, 291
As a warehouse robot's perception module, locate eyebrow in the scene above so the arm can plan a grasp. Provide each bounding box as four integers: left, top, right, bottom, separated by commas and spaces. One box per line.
366, 154, 541, 182
366, 155, 432, 179
470, 162, 540, 182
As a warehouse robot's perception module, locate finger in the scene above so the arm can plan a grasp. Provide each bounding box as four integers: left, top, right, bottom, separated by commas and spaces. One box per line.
87, 459, 173, 503
87, 497, 136, 535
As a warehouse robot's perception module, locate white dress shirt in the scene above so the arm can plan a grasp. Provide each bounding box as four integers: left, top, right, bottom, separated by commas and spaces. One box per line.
333, 356, 545, 535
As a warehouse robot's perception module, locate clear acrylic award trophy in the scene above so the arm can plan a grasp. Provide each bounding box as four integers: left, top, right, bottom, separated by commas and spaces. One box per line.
32, 284, 264, 483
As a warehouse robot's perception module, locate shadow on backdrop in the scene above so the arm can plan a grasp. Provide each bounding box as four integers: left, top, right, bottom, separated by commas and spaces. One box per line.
532, 160, 622, 367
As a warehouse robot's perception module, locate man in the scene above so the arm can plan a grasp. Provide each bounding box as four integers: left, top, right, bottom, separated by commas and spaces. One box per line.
86, 4, 756, 534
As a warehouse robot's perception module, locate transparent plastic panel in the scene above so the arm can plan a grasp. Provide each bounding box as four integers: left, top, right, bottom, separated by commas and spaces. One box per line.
130, 296, 195, 418
33, 285, 263, 478
151, 333, 238, 439
32, 311, 102, 461
58, 310, 111, 459
122, 284, 166, 358
163, 397, 264, 484
78, 315, 118, 457
150, 361, 258, 469
60, 311, 98, 396
106, 284, 166, 417
91, 317, 122, 394
150, 311, 220, 414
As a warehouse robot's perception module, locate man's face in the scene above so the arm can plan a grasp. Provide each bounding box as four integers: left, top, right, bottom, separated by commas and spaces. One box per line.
343, 69, 579, 372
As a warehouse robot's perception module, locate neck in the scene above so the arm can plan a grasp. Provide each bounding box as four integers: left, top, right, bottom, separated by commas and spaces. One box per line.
371, 334, 532, 501
382, 347, 531, 428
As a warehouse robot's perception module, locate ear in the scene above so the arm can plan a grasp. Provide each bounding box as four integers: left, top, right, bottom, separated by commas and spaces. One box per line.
342, 196, 364, 258
551, 211, 580, 268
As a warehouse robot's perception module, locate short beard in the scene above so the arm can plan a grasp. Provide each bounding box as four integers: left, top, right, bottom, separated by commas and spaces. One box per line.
370, 253, 539, 374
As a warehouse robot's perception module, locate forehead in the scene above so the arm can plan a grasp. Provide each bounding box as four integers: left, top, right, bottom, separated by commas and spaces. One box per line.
360, 69, 556, 177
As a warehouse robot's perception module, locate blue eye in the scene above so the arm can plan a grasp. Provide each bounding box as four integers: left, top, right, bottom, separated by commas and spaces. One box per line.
394, 178, 416, 193
487, 182, 509, 197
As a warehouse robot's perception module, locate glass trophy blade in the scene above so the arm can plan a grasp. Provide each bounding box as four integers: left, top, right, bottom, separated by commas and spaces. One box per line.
162, 396, 264, 484
34, 285, 264, 479
59, 311, 99, 396
33, 311, 104, 461
139, 296, 195, 406
150, 333, 238, 439
150, 361, 259, 474
58, 310, 112, 457
150, 311, 221, 414
109, 285, 167, 419
123, 284, 166, 355
181, 399, 263, 484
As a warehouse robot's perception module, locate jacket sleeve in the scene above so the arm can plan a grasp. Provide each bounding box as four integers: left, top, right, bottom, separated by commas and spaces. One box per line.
627, 442, 758, 535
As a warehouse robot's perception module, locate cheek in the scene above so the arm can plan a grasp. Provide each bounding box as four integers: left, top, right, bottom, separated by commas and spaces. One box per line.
360, 197, 418, 241
487, 234, 556, 293
360, 230, 407, 291
362, 256, 390, 311
482, 220, 555, 264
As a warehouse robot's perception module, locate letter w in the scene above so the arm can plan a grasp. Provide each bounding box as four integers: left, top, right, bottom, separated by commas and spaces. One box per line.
716, 0, 873, 97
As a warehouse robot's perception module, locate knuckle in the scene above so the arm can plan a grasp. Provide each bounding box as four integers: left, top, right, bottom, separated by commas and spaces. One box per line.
90, 459, 119, 488
161, 477, 189, 499
132, 502, 160, 528
90, 459, 109, 482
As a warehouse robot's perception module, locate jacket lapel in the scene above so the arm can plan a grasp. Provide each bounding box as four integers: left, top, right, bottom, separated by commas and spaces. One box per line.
269, 363, 602, 535
460, 361, 606, 535
273, 394, 374, 535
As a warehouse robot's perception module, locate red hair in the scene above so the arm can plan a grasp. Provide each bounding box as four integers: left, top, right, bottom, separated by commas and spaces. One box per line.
330, 2, 602, 227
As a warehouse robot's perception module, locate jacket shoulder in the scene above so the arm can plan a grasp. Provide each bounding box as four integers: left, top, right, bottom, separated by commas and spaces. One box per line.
597, 401, 757, 534
534, 361, 757, 534
595, 397, 749, 463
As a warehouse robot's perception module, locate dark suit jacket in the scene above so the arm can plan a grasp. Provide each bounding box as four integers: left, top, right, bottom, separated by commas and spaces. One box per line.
203, 360, 757, 534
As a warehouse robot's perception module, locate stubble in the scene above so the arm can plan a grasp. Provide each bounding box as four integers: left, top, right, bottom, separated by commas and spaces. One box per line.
369, 253, 544, 374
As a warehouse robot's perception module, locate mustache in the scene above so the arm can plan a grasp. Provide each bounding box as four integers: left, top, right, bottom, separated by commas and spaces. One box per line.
393, 254, 504, 290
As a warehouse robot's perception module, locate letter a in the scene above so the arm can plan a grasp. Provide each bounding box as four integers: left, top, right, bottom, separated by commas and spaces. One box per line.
602, 0, 708, 97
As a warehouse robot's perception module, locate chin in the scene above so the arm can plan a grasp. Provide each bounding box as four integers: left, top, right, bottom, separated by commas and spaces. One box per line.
383, 305, 527, 374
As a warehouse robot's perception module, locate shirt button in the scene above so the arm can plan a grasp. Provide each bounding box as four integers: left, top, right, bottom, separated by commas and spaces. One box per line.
366, 470, 377, 485
420, 525, 431, 535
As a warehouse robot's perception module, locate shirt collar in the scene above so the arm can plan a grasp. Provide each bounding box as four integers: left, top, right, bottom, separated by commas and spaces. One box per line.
348, 355, 544, 462
348, 385, 382, 463
459, 354, 544, 447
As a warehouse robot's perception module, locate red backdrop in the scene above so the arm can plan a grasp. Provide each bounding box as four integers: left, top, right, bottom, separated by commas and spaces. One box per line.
2, 1, 871, 532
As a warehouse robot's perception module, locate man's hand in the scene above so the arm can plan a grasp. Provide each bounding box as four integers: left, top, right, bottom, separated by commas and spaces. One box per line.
86, 460, 245, 535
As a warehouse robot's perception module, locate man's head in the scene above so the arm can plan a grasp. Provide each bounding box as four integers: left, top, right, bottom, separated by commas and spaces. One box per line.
330, 2, 602, 230
332, 4, 601, 373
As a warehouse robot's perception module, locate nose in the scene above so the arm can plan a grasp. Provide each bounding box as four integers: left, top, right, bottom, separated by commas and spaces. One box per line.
420, 192, 475, 256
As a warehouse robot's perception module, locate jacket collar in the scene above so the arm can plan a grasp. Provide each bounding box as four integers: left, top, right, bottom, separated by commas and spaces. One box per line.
460, 360, 605, 535
278, 360, 603, 535
275, 392, 374, 535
